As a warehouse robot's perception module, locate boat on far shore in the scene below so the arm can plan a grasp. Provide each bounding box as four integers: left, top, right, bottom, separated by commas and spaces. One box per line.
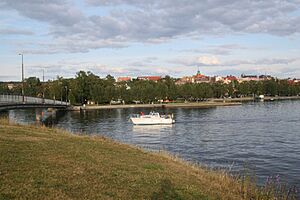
130, 112, 175, 125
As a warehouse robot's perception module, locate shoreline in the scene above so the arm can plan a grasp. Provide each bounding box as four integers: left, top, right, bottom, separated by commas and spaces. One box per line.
69, 95, 300, 111
69, 101, 242, 111
212, 95, 300, 102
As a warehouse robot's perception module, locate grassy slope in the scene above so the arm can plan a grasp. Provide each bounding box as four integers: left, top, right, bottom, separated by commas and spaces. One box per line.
0, 122, 259, 200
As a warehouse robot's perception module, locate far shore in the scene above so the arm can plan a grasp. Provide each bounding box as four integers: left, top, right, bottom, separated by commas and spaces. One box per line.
212, 95, 300, 102
69, 101, 242, 111
68, 95, 300, 111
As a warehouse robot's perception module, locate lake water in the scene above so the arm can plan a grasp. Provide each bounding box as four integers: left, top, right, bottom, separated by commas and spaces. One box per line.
2, 100, 300, 187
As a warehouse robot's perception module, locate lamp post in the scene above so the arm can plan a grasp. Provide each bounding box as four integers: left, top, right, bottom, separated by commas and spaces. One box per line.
19, 53, 24, 102
60, 87, 63, 104
42, 69, 45, 103
65, 86, 68, 104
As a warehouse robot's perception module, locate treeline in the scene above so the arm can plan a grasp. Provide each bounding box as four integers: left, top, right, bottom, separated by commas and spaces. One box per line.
1, 71, 300, 105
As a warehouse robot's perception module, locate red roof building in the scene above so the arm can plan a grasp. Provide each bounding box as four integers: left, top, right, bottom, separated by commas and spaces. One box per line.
175, 76, 194, 85
175, 70, 212, 85
239, 74, 259, 82
117, 77, 132, 82
287, 79, 300, 85
223, 75, 238, 84
193, 70, 206, 79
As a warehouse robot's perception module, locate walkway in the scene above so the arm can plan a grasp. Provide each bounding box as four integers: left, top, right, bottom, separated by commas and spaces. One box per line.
0, 95, 70, 111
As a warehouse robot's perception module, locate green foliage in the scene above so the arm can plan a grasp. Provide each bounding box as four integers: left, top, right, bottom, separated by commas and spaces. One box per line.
46, 76, 68, 101
24, 77, 41, 97
2, 71, 300, 105
0, 83, 9, 94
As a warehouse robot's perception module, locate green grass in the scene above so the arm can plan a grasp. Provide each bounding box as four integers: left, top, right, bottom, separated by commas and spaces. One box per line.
0, 119, 297, 199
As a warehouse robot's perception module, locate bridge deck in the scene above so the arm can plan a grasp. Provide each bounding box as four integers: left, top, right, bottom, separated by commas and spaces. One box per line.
0, 95, 70, 111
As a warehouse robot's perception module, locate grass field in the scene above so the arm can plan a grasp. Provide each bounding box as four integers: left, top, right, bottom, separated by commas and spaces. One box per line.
0, 119, 296, 199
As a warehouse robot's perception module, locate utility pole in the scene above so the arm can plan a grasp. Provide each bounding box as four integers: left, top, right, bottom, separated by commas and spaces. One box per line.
60, 87, 63, 104
42, 69, 45, 103
19, 54, 24, 103
65, 86, 68, 104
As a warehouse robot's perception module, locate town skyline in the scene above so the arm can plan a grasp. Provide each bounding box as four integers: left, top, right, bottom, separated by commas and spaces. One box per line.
1, 0, 300, 81
2, 69, 299, 84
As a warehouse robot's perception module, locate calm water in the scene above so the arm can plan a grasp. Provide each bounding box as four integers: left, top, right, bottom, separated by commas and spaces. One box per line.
2, 101, 300, 187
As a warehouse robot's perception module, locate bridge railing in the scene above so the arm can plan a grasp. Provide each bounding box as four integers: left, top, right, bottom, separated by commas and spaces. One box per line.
0, 94, 70, 106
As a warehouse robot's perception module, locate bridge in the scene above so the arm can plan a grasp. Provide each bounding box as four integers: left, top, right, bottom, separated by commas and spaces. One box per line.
0, 95, 70, 111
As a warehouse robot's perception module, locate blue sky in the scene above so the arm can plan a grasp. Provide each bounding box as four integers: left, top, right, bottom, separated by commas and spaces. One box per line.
1, 0, 300, 81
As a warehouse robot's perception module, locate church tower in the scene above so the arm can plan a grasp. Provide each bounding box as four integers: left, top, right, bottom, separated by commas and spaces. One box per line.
196, 67, 201, 76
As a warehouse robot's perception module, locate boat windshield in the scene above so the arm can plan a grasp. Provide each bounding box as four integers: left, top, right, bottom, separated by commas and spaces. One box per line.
149, 112, 160, 117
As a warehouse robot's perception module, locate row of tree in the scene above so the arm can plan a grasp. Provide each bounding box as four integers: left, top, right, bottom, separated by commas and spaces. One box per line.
1, 71, 300, 105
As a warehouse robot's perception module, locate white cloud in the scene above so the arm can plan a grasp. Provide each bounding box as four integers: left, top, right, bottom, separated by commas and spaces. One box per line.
173, 56, 221, 67
223, 58, 298, 66
182, 44, 250, 55
197, 56, 220, 66
171, 56, 299, 71
1, 0, 300, 53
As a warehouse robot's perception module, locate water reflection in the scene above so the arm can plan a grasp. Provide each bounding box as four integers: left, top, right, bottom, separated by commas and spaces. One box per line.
3, 108, 66, 126
7, 108, 47, 125
132, 125, 174, 134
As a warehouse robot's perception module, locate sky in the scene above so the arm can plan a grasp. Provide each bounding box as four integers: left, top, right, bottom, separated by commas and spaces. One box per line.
1, 0, 300, 81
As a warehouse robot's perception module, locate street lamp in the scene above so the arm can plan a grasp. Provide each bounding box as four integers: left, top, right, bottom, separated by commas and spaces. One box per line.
42, 69, 45, 103
60, 87, 63, 104
19, 53, 24, 102
65, 86, 68, 104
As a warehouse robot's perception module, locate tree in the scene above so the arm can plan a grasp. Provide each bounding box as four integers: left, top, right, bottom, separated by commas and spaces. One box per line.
0, 83, 9, 94
264, 80, 278, 96
24, 77, 41, 97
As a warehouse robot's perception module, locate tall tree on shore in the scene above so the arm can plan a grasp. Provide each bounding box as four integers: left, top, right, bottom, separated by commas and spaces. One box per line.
24, 77, 41, 97
0, 83, 10, 94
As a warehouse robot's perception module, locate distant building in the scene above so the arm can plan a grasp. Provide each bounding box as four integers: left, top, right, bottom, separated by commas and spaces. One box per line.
240, 74, 259, 82
223, 75, 238, 84
193, 70, 211, 83
7, 83, 15, 90
175, 76, 194, 85
214, 76, 224, 82
287, 78, 300, 85
239, 74, 259, 82
137, 76, 161, 82
258, 75, 273, 80
294, 79, 300, 84
117, 76, 132, 82
239, 74, 273, 82
176, 70, 212, 85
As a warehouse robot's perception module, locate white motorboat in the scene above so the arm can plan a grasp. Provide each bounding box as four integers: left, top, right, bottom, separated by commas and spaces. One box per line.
130, 112, 175, 125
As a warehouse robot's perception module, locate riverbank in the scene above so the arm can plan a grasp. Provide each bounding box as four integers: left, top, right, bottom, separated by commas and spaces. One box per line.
69, 96, 300, 111
1, 120, 295, 199
70, 101, 242, 111
213, 96, 300, 102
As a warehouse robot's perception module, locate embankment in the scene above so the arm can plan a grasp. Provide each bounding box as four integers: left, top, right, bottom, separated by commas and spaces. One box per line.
0, 120, 294, 199
69, 96, 300, 111
70, 101, 242, 111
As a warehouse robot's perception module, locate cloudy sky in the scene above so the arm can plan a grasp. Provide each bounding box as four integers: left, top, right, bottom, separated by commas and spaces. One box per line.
1, 0, 300, 81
